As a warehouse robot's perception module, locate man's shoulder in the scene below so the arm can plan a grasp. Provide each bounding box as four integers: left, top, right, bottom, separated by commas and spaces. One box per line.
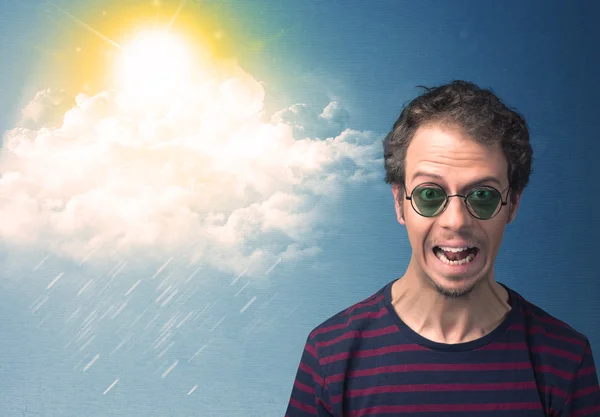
511, 287, 590, 356
307, 283, 390, 344
513, 288, 588, 340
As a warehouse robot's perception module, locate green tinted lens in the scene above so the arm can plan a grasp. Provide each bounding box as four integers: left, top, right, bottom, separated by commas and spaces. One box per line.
412, 185, 446, 216
466, 188, 501, 219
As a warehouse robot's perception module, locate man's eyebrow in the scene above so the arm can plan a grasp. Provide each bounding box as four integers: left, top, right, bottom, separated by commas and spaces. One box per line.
410, 171, 503, 188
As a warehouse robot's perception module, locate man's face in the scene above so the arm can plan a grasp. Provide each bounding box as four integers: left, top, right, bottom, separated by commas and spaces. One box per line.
392, 124, 520, 298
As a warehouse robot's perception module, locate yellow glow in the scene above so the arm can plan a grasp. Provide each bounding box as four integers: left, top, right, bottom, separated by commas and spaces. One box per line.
116, 30, 194, 99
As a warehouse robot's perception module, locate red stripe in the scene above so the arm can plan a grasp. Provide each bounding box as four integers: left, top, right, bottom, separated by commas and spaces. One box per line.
289, 397, 316, 415
331, 381, 541, 405
531, 325, 587, 347
342, 295, 384, 316
531, 345, 583, 362
491, 342, 587, 363
539, 384, 568, 398
330, 393, 343, 405
532, 314, 571, 329
571, 384, 600, 399
479, 342, 526, 350
321, 344, 427, 365
299, 362, 324, 386
327, 362, 532, 383
579, 366, 597, 377
312, 308, 387, 336
573, 404, 600, 417
294, 380, 314, 395
316, 325, 398, 348
305, 342, 317, 358
509, 323, 586, 347
520, 305, 572, 330
348, 381, 537, 396
535, 365, 575, 380
317, 397, 334, 414
348, 402, 541, 416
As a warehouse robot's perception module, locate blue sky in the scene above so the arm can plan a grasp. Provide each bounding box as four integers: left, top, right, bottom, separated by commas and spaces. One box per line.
1, 0, 599, 415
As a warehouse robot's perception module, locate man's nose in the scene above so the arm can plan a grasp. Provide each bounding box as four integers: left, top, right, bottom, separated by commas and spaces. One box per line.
437, 196, 472, 230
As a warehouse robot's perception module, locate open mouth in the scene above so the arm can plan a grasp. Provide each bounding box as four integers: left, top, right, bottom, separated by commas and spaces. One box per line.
433, 246, 479, 266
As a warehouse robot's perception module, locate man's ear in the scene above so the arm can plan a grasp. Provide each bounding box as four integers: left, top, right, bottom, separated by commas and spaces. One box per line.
507, 191, 522, 224
392, 183, 406, 225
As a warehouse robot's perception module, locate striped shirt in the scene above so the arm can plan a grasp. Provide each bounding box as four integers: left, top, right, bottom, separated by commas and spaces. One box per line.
285, 280, 600, 417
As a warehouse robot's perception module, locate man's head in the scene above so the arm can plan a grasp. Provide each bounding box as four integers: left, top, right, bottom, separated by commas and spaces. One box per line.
383, 81, 533, 298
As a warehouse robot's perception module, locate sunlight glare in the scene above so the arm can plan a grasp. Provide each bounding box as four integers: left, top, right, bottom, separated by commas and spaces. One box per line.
117, 30, 194, 100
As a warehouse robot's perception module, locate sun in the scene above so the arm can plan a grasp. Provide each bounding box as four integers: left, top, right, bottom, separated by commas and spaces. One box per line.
116, 30, 195, 100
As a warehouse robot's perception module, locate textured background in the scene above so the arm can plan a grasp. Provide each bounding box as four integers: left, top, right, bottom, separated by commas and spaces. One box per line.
1, 0, 598, 415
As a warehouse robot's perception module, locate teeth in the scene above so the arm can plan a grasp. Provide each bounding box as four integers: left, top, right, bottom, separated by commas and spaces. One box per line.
435, 250, 476, 266
438, 246, 470, 253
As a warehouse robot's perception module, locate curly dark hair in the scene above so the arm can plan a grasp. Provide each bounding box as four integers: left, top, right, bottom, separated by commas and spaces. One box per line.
383, 80, 533, 203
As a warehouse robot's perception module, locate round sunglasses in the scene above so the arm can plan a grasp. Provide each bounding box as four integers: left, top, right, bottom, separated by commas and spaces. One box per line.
405, 182, 511, 220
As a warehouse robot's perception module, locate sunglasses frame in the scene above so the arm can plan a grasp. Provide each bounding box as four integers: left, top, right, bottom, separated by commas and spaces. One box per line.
404, 182, 511, 220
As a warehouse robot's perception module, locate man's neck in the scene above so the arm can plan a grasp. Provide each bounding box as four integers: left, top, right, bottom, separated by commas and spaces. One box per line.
390, 263, 511, 345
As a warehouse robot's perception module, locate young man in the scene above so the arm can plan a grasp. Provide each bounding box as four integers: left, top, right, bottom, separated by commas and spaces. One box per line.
285, 81, 600, 417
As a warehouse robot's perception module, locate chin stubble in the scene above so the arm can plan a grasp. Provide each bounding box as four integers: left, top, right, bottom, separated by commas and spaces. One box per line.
435, 284, 476, 299
430, 277, 478, 299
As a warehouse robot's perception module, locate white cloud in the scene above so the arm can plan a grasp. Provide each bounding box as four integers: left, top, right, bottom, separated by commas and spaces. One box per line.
17, 89, 74, 130
0, 56, 381, 277
271, 100, 350, 140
